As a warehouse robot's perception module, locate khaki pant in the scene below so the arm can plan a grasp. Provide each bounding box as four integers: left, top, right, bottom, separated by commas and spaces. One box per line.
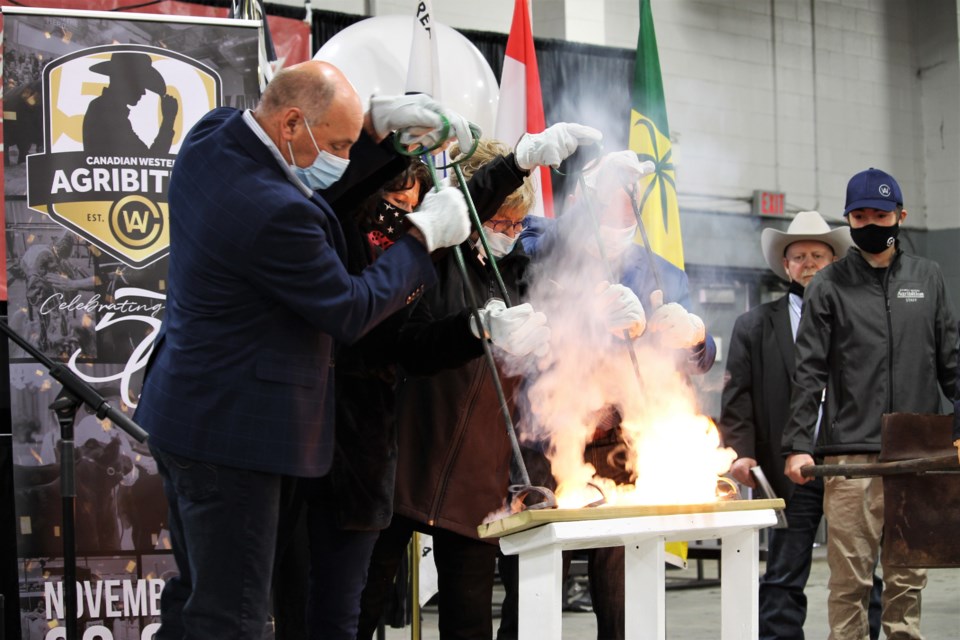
823, 454, 927, 640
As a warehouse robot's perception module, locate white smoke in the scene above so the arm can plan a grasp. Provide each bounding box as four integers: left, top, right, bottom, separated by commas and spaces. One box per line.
495, 186, 734, 508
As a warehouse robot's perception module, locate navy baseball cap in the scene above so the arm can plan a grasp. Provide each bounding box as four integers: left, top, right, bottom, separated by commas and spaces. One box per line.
843, 168, 903, 216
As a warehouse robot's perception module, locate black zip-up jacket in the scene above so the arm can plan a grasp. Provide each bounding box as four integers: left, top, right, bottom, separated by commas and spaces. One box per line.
782, 246, 958, 456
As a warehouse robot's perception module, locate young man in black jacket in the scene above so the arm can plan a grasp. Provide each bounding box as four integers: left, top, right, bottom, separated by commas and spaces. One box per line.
719, 211, 885, 639
783, 168, 958, 640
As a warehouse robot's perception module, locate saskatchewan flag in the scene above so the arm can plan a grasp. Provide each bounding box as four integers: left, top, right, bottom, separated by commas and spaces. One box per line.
629, 0, 684, 270
631, 1, 689, 568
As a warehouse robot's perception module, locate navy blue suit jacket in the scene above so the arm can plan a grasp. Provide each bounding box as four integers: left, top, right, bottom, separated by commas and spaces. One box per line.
135, 108, 436, 477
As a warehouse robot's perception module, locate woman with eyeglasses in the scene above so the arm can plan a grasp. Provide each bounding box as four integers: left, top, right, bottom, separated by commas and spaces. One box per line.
357, 129, 604, 640
354, 138, 539, 640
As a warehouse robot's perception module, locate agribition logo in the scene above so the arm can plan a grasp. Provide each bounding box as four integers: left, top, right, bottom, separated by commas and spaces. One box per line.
26, 44, 221, 268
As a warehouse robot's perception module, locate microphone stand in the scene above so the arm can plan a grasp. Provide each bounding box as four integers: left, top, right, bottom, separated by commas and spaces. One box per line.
0, 317, 147, 640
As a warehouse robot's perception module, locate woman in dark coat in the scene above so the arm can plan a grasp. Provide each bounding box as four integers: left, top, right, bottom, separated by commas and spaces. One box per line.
355, 140, 541, 640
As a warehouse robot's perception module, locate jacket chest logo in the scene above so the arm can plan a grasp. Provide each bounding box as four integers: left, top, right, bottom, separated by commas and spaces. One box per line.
896, 288, 925, 302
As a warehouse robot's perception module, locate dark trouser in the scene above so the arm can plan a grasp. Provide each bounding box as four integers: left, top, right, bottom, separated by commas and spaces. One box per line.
585, 546, 625, 640
581, 435, 631, 640
150, 442, 282, 640
272, 476, 381, 640
761, 479, 823, 640
495, 553, 519, 640
760, 478, 882, 640
303, 478, 380, 640
357, 514, 499, 640
272, 479, 309, 640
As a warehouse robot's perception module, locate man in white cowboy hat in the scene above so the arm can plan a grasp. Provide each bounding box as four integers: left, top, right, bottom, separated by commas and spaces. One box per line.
82, 51, 179, 154
783, 168, 958, 640
720, 210, 886, 640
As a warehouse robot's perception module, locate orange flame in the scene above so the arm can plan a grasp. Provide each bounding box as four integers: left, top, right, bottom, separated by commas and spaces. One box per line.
553, 413, 736, 509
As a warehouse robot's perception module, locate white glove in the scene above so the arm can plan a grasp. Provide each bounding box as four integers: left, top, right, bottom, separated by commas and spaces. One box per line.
596, 281, 646, 339
515, 122, 603, 170
582, 150, 657, 199
405, 187, 470, 252
647, 302, 706, 349
470, 300, 551, 359
369, 94, 474, 151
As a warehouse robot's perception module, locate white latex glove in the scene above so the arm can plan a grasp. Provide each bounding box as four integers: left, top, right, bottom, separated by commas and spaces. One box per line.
515, 122, 603, 170
470, 300, 551, 359
369, 94, 474, 151
596, 281, 646, 339
582, 150, 657, 199
405, 187, 470, 252
647, 301, 706, 349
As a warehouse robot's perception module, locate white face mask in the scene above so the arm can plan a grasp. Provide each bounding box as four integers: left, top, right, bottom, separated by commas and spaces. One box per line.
288, 116, 350, 190
478, 229, 519, 258
587, 224, 637, 259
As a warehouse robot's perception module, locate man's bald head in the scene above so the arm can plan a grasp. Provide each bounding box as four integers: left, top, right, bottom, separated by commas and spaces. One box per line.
257, 60, 359, 122
256, 60, 364, 166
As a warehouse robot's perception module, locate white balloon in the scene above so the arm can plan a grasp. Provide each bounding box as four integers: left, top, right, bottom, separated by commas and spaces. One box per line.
315, 15, 500, 137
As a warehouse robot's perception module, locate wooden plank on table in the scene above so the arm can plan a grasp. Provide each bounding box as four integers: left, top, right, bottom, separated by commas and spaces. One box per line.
477, 498, 785, 539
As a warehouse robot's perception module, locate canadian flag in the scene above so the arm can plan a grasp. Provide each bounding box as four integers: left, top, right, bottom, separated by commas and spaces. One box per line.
494, 0, 553, 217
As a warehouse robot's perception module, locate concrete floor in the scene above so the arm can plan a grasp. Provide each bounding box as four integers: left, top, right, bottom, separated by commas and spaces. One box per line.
384, 547, 960, 639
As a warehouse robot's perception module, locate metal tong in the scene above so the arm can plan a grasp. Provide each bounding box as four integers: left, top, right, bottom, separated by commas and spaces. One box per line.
396, 122, 556, 511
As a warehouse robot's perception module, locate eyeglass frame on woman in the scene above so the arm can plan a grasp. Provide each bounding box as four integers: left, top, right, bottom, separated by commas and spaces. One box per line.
485, 219, 525, 236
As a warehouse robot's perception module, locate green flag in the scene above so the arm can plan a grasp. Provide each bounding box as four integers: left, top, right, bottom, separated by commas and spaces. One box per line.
628, 0, 683, 269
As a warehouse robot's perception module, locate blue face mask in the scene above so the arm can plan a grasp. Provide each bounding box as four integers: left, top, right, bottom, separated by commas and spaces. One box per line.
288, 116, 350, 190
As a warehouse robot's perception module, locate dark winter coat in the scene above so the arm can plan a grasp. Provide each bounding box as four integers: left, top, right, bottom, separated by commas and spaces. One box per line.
392, 241, 530, 541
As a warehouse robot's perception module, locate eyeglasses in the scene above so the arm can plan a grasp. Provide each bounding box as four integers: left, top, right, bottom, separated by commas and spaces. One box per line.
486, 219, 524, 235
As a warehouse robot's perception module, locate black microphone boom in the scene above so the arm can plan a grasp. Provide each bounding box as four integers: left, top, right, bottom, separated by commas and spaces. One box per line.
0, 317, 147, 442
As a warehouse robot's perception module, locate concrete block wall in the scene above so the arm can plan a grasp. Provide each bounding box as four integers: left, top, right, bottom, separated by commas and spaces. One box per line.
291, 0, 959, 299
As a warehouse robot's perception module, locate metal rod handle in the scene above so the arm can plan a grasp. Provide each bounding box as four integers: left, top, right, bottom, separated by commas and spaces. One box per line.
801, 455, 959, 478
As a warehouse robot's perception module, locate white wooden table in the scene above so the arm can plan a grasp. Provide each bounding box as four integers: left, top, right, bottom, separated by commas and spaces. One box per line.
484, 501, 781, 640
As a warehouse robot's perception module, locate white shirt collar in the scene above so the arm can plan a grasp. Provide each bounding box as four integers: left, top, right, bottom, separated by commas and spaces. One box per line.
241, 109, 313, 198
787, 290, 803, 340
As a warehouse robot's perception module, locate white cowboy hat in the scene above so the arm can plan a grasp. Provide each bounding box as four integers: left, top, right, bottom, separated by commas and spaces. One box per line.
760, 211, 854, 281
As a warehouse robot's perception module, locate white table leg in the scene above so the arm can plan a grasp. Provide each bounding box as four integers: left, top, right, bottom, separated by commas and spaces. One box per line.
517, 544, 564, 639
720, 528, 760, 640
625, 537, 665, 640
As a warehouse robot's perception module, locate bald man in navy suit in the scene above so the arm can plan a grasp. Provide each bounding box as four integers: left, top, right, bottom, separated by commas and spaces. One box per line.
135, 61, 472, 640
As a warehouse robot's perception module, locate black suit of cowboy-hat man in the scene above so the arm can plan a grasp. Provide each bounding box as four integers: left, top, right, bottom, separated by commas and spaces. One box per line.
83, 51, 179, 155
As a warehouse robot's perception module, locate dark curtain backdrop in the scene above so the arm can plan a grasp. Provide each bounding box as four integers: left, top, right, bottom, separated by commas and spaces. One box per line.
185, 1, 638, 204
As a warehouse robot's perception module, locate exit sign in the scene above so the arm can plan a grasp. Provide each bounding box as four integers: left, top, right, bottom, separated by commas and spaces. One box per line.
753, 190, 786, 217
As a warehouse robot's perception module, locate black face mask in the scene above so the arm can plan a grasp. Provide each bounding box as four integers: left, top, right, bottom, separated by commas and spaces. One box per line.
365, 199, 407, 252
850, 223, 899, 254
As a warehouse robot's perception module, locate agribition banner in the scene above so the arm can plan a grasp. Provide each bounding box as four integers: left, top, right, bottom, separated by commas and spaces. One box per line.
3, 8, 260, 638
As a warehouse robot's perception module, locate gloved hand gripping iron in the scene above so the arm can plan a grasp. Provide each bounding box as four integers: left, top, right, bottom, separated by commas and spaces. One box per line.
394, 116, 561, 511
